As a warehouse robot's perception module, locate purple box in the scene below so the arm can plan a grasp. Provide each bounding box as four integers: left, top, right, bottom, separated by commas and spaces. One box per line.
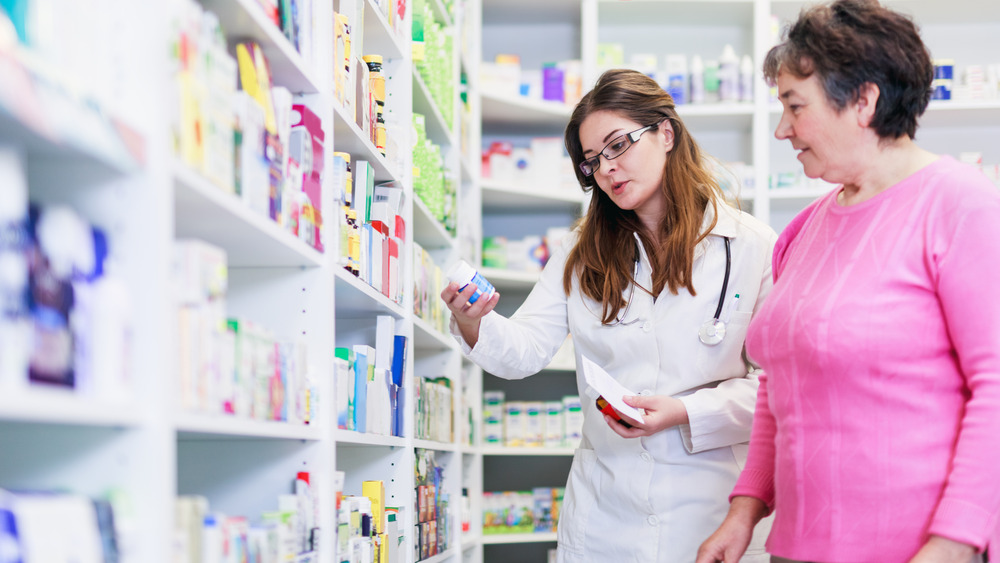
542, 65, 565, 103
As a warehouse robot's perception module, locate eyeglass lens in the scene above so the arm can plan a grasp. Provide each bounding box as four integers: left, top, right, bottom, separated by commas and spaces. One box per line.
578, 124, 654, 177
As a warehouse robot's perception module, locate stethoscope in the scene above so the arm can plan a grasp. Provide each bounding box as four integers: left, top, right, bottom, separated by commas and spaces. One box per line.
697, 236, 732, 346
612, 236, 732, 347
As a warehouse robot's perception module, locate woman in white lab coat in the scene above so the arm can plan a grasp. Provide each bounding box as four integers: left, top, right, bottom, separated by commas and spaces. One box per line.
441, 69, 776, 562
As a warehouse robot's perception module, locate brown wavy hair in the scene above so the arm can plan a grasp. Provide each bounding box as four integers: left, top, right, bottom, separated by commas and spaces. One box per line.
763, 0, 933, 140
563, 69, 723, 325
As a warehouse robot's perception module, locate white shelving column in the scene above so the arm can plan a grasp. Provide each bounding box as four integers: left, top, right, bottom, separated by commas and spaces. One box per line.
331, 0, 415, 560
170, 0, 337, 560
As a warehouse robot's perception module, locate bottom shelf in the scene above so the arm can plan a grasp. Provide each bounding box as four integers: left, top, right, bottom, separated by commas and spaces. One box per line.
482, 532, 557, 545
484, 538, 558, 563
419, 547, 459, 563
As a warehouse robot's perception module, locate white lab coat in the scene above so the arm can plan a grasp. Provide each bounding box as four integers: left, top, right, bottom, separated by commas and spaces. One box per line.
454, 201, 777, 562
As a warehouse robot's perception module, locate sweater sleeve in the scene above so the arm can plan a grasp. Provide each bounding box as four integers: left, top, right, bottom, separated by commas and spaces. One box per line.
729, 368, 777, 513
724, 199, 821, 510
927, 198, 1000, 549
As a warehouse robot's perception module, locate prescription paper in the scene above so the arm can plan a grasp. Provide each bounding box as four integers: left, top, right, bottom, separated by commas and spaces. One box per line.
581, 356, 645, 424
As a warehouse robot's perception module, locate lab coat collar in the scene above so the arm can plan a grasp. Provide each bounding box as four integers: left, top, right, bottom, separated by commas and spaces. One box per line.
702, 198, 740, 238
695, 198, 740, 260
631, 198, 740, 270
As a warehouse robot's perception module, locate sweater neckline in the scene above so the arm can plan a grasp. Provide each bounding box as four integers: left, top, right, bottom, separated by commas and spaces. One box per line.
826, 155, 949, 215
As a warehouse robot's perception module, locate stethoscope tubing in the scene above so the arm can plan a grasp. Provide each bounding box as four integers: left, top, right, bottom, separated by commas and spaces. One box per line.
713, 237, 732, 322
610, 236, 732, 331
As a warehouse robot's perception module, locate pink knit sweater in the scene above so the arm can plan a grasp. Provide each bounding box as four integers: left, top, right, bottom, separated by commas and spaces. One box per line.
734, 156, 1000, 562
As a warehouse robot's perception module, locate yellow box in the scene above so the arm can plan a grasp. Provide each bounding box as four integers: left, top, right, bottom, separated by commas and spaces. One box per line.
362, 480, 385, 535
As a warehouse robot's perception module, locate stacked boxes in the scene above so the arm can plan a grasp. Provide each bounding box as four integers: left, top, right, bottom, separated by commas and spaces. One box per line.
482, 391, 582, 448
482, 488, 565, 535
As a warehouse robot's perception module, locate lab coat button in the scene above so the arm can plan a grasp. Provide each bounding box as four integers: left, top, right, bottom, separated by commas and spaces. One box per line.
647, 515, 659, 526
642, 320, 652, 332
640, 452, 652, 462
639, 389, 652, 396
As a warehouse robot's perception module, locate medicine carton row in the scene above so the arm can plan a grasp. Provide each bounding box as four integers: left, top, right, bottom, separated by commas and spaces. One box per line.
483, 392, 583, 448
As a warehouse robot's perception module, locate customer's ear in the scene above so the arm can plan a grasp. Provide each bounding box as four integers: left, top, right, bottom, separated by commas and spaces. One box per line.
856, 82, 880, 128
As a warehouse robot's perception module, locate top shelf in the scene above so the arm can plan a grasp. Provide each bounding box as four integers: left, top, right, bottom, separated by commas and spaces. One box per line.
597, 0, 753, 27
199, 0, 323, 94
481, 92, 755, 135
427, 0, 454, 27
483, 0, 580, 24
772, 0, 1000, 24
481, 179, 585, 212
414, 70, 458, 148
172, 161, 326, 268
0, 387, 142, 429
677, 103, 754, 132
414, 195, 456, 250
0, 48, 145, 177
362, 0, 408, 61
332, 102, 406, 186
768, 99, 1000, 128
481, 92, 572, 134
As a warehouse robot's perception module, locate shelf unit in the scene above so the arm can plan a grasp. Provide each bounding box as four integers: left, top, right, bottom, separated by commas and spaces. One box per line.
2, 0, 996, 561
471, 0, 1000, 560
0, 0, 478, 561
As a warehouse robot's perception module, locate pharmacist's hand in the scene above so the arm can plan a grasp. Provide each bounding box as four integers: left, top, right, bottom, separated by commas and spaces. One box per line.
908, 536, 978, 563
604, 395, 689, 438
441, 282, 500, 349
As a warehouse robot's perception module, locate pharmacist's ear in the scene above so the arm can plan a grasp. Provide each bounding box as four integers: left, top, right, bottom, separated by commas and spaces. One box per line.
659, 120, 675, 152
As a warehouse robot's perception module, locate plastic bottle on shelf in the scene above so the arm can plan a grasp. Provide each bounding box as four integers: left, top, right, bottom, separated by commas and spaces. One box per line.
719, 44, 739, 102
690, 54, 705, 104
664, 54, 688, 105
446, 260, 495, 304
740, 55, 755, 103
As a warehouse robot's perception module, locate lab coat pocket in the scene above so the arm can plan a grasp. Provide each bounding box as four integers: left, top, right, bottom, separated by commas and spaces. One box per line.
557, 448, 601, 556
730, 442, 749, 471
697, 310, 753, 376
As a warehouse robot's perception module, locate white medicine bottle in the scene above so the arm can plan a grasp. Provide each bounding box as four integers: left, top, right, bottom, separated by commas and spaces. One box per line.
719, 44, 739, 102
689, 54, 705, 104
447, 260, 496, 304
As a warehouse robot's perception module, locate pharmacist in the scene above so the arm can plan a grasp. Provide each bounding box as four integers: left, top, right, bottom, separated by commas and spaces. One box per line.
441, 69, 776, 562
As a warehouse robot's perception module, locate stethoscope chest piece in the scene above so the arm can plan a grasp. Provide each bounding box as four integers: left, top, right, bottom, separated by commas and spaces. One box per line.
698, 236, 732, 346
699, 318, 726, 346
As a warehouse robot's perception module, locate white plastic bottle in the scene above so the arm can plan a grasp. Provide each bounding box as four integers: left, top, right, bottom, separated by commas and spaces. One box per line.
446, 260, 496, 304
719, 44, 739, 102
689, 54, 705, 104
740, 55, 755, 102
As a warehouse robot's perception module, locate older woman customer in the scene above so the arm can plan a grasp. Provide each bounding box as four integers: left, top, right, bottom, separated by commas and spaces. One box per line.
696, 1, 1000, 562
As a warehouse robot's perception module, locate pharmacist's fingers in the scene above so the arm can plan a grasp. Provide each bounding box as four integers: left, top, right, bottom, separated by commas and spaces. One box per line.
440, 282, 470, 311
476, 291, 500, 316
440, 282, 461, 303
463, 289, 500, 319
604, 414, 644, 439
442, 282, 476, 314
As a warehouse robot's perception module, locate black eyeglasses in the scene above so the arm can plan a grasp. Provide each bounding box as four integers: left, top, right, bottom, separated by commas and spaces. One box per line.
579, 123, 659, 177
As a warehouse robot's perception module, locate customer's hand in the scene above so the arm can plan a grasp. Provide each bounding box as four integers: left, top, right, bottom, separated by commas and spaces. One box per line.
441, 282, 500, 348
908, 536, 978, 563
603, 394, 689, 438
695, 497, 766, 563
